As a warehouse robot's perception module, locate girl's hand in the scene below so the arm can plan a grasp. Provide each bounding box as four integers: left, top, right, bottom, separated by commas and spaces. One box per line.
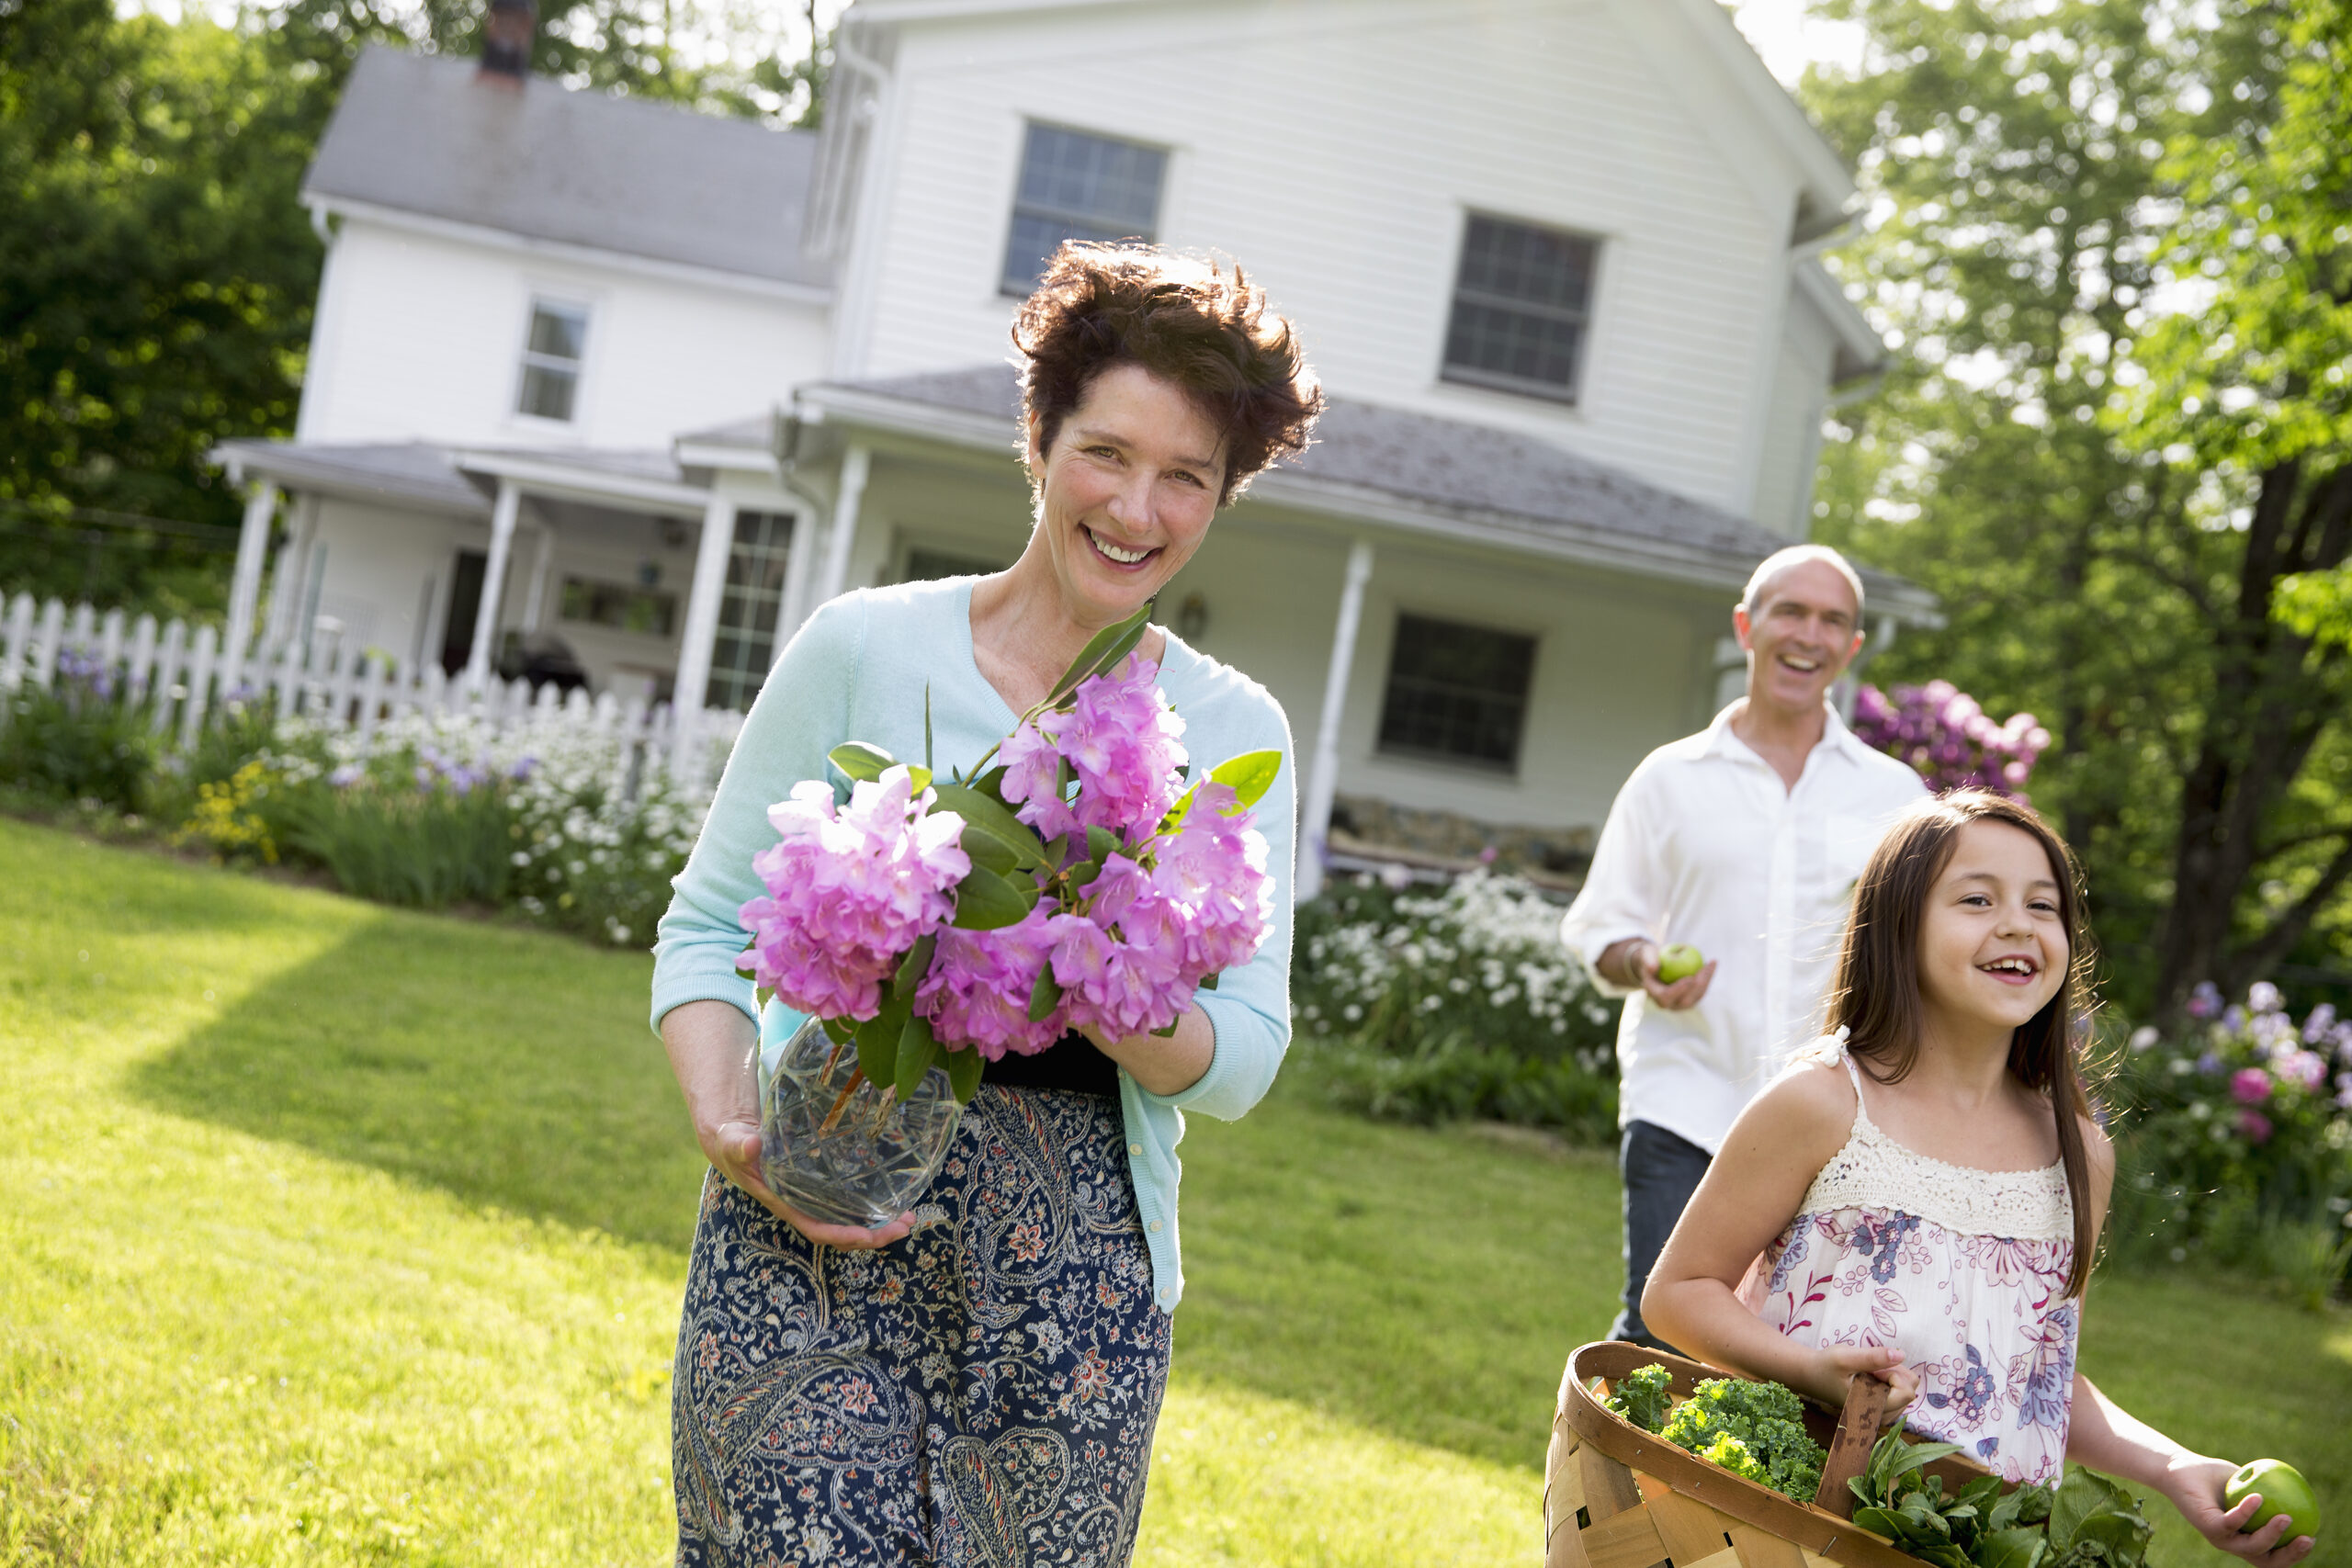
706, 1116, 918, 1251
2167, 1457, 2315, 1568
1815, 1345, 1919, 1424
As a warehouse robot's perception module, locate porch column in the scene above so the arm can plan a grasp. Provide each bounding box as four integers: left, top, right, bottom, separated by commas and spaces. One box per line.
1297, 538, 1374, 903
815, 443, 871, 606
224, 480, 277, 679
463, 479, 522, 694
772, 506, 819, 666
519, 523, 558, 634
673, 491, 738, 752
264, 496, 320, 649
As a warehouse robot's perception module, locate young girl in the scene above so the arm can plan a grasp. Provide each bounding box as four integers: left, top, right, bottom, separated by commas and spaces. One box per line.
1644, 791, 2313, 1566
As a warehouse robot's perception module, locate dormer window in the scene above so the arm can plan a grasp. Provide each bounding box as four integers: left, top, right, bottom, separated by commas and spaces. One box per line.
1441, 214, 1598, 403
1001, 124, 1167, 294
515, 299, 589, 422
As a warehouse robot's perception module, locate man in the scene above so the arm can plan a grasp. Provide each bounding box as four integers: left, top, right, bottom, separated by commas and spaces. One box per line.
1559, 544, 1928, 1348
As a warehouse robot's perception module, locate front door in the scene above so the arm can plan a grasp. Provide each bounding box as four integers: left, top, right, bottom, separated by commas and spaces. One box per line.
440, 549, 487, 675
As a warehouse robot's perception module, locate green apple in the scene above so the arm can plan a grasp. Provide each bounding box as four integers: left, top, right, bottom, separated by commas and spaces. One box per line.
2226, 1459, 2321, 1541
1656, 943, 1705, 984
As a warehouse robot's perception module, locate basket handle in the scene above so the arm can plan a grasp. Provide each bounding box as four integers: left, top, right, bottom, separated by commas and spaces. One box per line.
1811, 1372, 1889, 1518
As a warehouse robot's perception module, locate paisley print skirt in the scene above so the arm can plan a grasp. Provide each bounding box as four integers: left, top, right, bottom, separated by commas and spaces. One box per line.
671, 1086, 1172, 1567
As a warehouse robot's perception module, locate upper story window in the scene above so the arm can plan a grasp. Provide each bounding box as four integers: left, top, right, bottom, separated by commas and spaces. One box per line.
1376, 613, 1538, 772
515, 299, 589, 422
1441, 214, 1598, 403
1001, 124, 1167, 294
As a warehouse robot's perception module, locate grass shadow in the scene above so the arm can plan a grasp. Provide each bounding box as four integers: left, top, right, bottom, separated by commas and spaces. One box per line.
129, 907, 708, 1258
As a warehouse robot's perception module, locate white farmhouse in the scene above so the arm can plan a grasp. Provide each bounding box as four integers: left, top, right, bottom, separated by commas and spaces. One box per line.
214, 0, 1926, 896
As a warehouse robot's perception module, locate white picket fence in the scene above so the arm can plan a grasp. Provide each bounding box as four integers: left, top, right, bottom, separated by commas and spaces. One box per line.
0, 591, 742, 787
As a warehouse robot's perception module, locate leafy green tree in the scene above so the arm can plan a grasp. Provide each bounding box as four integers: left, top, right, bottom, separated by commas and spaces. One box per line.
1806, 0, 2351, 1014
0, 0, 829, 620
0, 0, 324, 615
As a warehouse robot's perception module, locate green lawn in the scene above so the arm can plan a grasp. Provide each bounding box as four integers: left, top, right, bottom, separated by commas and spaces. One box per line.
1, 818, 2344, 1566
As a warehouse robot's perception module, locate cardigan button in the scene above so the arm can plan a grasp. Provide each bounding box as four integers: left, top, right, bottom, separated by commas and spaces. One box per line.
1148, 1220, 1162, 1233
1128, 1143, 1142, 1156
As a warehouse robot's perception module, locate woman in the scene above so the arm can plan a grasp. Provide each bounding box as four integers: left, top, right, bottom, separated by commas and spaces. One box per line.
650, 242, 1322, 1567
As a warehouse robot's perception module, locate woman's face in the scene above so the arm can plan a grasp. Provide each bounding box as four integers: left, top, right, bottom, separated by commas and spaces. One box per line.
1915, 818, 2070, 1040
1025, 361, 1227, 624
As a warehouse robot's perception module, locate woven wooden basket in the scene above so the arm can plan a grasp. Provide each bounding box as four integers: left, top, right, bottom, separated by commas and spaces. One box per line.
1544, 1342, 1999, 1568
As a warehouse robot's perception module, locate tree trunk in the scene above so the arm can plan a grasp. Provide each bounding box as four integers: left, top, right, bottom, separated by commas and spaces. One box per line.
2153, 460, 2352, 1021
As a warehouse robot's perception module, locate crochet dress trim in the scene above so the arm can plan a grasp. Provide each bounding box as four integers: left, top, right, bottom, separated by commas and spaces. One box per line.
1795, 1037, 2074, 1243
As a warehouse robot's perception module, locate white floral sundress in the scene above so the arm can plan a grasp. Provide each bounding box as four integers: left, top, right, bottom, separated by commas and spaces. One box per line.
1738, 1038, 2079, 1484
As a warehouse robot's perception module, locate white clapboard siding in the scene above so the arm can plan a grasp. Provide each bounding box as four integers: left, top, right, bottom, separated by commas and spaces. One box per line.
0, 592, 744, 796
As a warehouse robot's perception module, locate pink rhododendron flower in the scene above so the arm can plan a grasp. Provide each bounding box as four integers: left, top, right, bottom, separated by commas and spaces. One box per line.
736, 767, 968, 1021
914, 899, 1066, 1061
1042, 654, 1186, 841
2229, 1066, 2273, 1105
998, 717, 1080, 840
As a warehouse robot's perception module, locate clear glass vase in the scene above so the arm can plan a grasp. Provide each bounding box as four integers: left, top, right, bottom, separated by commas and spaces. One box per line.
757, 1015, 964, 1229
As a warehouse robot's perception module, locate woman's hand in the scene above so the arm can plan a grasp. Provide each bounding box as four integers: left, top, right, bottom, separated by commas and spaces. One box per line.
700, 1113, 917, 1252
662, 999, 917, 1253
2165, 1457, 2315, 1568
1811, 1345, 1919, 1426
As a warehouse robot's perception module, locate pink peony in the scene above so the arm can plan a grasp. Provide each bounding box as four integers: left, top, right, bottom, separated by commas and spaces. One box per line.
736, 767, 968, 1021
2237, 1109, 2274, 1144
2229, 1066, 2273, 1105
913, 899, 1066, 1061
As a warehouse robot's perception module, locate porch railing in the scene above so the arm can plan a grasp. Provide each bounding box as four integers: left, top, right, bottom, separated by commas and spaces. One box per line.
0, 592, 743, 793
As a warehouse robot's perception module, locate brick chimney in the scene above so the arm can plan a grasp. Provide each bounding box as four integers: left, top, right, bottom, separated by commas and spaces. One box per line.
477, 0, 537, 85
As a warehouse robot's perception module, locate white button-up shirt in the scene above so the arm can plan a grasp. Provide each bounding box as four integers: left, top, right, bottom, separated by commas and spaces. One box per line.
1559, 705, 1928, 1155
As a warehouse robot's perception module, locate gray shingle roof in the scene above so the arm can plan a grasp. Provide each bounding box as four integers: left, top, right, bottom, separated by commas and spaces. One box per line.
212, 439, 488, 513
305, 46, 827, 289
803, 365, 1924, 604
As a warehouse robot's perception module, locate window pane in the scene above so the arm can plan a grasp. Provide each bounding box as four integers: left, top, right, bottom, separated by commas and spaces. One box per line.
1376, 615, 1537, 769
1002, 123, 1166, 291
527, 305, 587, 360
1442, 215, 1597, 398
708, 511, 795, 711
517, 363, 577, 422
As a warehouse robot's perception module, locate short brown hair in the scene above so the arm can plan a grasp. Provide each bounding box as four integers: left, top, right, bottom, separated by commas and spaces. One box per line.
1012, 242, 1322, 505
1823, 790, 2105, 1296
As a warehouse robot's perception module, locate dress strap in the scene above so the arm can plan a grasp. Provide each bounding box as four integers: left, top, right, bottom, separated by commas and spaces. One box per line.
1827, 1026, 1871, 1121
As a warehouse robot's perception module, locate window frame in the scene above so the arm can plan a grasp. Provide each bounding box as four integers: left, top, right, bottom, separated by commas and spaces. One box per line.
707, 509, 798, 713
1437, 210, 1602, 406
511, 295, 594, 426
1373, 609, 1542, 775
997, 120, 1170, 298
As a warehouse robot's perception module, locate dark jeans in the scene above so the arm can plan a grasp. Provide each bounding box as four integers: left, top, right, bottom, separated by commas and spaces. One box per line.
1611, 1119, 1713, 1349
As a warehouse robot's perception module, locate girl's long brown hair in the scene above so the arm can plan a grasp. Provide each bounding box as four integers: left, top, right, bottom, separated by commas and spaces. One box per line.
1822, 790, 2103, 1296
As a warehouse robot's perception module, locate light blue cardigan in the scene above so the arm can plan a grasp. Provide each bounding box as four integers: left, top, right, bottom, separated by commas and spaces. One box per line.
650, 577, 1296, 1312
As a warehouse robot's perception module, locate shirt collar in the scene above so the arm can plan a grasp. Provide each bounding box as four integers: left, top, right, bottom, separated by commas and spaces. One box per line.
1702, 700, 1872, 767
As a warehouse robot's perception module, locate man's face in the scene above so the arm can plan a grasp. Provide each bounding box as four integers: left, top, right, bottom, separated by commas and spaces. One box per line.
1734, 560, 1862, 716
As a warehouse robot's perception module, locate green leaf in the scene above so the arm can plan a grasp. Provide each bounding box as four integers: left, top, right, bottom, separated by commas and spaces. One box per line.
1198, 970, 1218, 990
933, 782, 1049, 870
892, 932, 937, 1001
829, 741, 897, 783
1027, 965, 1063, 1023
1066, 858, 1102, 889
855, 995, 910, 1087
1158, 782, 1198, 838
1856, 1507, 1911, 1542
1207, 749, 1282, 810
1045, 604, 1153, 705
1086, 823, 1119, 863
951, 866, 1033, 931
820, 1014, 859, 1048
1975, 1527, 2052, 1568
894, 1012, 941, 1100
924, 684, 934, 771
961, 826, 1019, 877
945, 1043, 985, 1102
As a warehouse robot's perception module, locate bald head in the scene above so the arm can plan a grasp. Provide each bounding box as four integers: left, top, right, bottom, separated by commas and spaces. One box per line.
1741, 545, 1864, 623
